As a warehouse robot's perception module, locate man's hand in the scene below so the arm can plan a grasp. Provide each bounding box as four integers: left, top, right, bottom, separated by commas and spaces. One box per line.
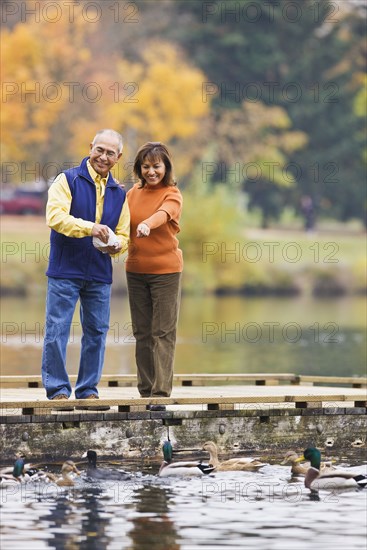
92, 223, 110, 244
106, 243, 122, 255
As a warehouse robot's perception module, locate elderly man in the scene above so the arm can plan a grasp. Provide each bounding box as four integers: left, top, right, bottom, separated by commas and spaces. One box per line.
42, 129, 130, 410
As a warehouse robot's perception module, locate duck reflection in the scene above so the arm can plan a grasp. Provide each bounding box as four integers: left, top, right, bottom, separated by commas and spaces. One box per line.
43, 495, 80, 550
41, 487, 110, 550
78, 487, 110, 550
127, 485, 180, 550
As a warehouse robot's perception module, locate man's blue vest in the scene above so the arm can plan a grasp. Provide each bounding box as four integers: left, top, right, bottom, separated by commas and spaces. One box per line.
46, 157, 126, 284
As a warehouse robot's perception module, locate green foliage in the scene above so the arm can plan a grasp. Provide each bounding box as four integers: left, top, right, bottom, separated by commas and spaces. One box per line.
172, 0, 367, 226
354, 74, 367, 165
0, 217, 365, 296
180, 184, 252, 292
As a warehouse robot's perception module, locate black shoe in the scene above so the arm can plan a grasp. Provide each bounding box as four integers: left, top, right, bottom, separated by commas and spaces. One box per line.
149, 405, 166, 412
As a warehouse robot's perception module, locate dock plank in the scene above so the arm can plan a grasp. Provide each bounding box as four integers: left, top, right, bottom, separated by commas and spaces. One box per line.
1, 373, 366, 388
0, 385, 365, 415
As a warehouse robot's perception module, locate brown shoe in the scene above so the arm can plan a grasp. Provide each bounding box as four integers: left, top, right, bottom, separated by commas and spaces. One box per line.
75, 395, 110, 411
51, 394, 74, 412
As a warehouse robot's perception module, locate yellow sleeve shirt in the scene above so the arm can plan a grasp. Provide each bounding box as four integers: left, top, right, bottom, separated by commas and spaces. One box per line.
46, 161, 130, 255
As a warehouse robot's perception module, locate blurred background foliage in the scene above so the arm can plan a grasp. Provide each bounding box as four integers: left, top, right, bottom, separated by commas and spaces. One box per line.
1, 0, 366, 295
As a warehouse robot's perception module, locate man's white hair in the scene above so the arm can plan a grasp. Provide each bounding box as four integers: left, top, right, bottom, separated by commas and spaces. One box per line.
92, 129, 123, 153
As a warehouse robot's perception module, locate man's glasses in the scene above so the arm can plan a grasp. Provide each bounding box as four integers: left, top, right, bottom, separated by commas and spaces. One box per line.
92, 146, 118, 159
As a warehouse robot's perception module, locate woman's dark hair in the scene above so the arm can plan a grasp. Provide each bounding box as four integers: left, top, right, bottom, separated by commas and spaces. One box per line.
133, 142, 177, 187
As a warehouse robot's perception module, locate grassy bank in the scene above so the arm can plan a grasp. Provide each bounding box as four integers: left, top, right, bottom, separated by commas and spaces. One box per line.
0, 215, 365, 297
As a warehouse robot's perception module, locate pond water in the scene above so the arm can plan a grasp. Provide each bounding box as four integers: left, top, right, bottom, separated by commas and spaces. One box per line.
1, 294, 366, 377
1, 295, 366, 548
1, 458, 367, 550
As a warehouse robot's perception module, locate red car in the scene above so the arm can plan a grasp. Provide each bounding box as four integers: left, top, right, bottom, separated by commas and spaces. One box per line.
0, 188, 46, 215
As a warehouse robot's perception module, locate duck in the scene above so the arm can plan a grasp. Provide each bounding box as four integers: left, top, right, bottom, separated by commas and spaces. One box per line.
281, 450, 335, 476
298, 447, 367, 492
12, 456, 28, 479
0, 456, 55, 485
202, 441, 266, 471
158, 441, 215, 477
0, 459, 24, 486
82, 450, 131, 481
281, 451, 309, 475
0, 454, 35, 479
12, 456, 53, 481
54, 460, 81, 486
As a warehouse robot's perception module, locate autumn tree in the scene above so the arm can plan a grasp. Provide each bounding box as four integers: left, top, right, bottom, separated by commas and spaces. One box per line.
72, 41, 210, 183
171, 0, 366, 225
1, 5, 99, 183
1, 4, 210, 185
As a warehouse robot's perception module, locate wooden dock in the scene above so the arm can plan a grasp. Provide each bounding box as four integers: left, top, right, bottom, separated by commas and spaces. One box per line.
1, 374, 366, 462
1, 373, 366, 414
1, 372, 366, 389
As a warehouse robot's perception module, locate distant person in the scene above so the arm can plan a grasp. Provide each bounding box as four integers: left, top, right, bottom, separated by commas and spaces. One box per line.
300, 195, 315, 232
126, 142, 183, 411
42, 129, 130, 410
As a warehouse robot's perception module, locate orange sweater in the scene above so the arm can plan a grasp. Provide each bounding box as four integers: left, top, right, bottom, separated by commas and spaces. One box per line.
126, 182, 183, 274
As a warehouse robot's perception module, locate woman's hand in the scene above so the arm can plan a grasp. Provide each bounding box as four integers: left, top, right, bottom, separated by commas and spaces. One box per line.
137, 222, 150, 238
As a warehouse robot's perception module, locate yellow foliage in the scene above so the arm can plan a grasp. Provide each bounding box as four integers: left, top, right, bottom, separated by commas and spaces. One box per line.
106, 42, 209, 144
1, 6, 97, 167
72, 42, 210, 180
2, 11, 210, 184
213, 100, 308, 187
180, 185, 251, 292
354, 74, 367, 117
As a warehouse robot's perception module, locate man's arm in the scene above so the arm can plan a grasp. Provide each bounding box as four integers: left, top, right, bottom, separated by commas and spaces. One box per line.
47, 173, 110, 242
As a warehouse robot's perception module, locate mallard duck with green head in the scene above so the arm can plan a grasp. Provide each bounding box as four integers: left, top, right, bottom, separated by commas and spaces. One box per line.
298, 447, 367, 492
0, 455, 54, 485
159, 441, 215, 477
0, 457, 27, 485
11, 456, 50, 480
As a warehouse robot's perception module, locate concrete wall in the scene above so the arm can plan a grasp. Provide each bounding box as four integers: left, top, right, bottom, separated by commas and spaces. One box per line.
1, 407, 366, 463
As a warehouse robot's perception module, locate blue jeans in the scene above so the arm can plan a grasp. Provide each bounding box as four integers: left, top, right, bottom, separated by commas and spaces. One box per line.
42, 277, 111, 399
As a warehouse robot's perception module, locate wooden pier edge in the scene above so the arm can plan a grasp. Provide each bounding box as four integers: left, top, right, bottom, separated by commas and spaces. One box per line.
1, 393, 366, 416
1, 373, 366, 388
